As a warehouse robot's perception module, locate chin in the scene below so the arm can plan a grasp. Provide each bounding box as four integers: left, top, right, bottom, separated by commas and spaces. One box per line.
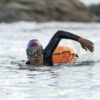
32, 62, 42, 66
30, 59, 43, 66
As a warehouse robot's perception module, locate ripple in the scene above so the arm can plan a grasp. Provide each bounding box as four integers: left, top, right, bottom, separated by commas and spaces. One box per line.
0, 22, 100, 100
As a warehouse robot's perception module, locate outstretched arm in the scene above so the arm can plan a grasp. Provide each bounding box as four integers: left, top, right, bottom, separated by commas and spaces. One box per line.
44, 30, 94, 58
44, 30, 79, 57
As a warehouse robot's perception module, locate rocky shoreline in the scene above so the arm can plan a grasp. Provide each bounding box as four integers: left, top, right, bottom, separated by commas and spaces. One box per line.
89, 4, 100, 22
0, 0, 99, 22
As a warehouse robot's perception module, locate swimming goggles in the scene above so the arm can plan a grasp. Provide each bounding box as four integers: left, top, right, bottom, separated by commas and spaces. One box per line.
26, 48, 43, 56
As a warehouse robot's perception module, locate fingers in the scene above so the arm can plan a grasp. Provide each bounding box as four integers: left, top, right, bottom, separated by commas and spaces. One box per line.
82, 42, 94, 52
88, 46, 94, 52
90, 44, 94, 52
87, 40, 94, 45
84, 39, 94, 52
86, 43, 94, 52
87, 41, 94, 52
82, 46, 87, 51
84, 46, 94, 52
80, 38, 94, 52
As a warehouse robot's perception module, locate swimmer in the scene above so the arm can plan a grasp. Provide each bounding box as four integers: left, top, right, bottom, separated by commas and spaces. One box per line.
26, 30, 94, 66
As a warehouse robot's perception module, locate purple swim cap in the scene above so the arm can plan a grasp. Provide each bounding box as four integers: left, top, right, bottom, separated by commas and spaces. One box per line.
27, 39, 42, 49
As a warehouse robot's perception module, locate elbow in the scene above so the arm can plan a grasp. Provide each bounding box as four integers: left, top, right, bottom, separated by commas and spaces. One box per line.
56, 30, 63, 34
56, 30, 69, 35
55, 30, 64, 36
55, 30, 68, 37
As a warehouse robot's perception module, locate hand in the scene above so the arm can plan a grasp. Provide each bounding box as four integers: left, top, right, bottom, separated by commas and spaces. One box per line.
78, 37, 94, 52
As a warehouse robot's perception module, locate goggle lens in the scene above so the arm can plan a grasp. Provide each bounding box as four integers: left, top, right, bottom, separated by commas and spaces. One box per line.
27, 48, 43, 56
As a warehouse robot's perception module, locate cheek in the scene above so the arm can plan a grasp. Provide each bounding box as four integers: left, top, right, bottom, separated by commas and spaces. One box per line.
40, 55, 43, 60
38, 56, 43, 62
28, 56, 34, 61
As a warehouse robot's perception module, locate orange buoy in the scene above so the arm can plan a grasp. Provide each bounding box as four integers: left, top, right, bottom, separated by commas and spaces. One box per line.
53, 45, 77, 64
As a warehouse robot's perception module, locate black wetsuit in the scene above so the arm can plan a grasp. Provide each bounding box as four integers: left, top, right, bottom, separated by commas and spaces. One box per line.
27, 30, 80, 66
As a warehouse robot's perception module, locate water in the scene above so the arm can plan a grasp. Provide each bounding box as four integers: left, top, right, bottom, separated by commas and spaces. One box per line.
0, 22, 100, 100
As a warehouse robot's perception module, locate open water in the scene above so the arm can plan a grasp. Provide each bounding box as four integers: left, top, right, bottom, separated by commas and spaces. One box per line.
0, 22, 100, 100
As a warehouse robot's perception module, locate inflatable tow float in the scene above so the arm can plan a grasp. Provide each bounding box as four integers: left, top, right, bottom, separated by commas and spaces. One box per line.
53, 46, 78, 64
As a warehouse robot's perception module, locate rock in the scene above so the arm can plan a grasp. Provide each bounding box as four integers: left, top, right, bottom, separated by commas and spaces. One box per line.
89, 4, 100, 16
0, 8, 16, 22
89, 4, 100, 22
0, 0, 98, 22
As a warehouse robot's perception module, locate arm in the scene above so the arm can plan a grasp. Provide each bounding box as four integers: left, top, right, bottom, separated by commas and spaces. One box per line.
44, 30, 80, 58
44, 30, 94, 57
43, 30, 94, 66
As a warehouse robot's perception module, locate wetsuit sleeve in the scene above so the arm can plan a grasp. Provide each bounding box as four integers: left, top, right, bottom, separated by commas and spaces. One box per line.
43, 30, 80, 66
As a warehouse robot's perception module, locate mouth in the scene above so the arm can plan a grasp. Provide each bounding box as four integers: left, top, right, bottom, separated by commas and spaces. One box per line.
33, 60, 42, 66
33, 60, 40, 63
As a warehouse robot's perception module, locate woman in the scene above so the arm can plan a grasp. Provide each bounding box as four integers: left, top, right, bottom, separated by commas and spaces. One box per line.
26, 30, 94, 66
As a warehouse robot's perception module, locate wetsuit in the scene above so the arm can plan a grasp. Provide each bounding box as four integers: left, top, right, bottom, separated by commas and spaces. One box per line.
27, 30, 80, 66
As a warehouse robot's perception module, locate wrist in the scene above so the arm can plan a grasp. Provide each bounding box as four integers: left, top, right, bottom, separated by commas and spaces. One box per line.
78, 37, 82, 43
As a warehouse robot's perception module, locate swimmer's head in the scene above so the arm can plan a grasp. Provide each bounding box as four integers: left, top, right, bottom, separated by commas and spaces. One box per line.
26, 39, 43, 66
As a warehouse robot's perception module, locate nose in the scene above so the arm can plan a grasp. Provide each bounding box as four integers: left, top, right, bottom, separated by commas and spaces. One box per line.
33, 53, 39, 57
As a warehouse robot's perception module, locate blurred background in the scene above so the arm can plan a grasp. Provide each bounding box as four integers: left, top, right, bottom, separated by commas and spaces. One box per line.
0, 0, 100, 22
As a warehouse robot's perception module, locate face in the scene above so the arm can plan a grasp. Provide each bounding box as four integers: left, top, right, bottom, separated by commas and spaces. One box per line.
27, 46, 44, 66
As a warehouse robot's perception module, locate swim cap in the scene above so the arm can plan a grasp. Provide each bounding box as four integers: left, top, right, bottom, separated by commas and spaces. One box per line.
26, 39, 43, 49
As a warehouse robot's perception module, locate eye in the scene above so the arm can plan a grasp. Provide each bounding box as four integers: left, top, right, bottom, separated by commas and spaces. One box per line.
28, 51, 32, 55
38, 49, 43, 55
27, 50, 35, 56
